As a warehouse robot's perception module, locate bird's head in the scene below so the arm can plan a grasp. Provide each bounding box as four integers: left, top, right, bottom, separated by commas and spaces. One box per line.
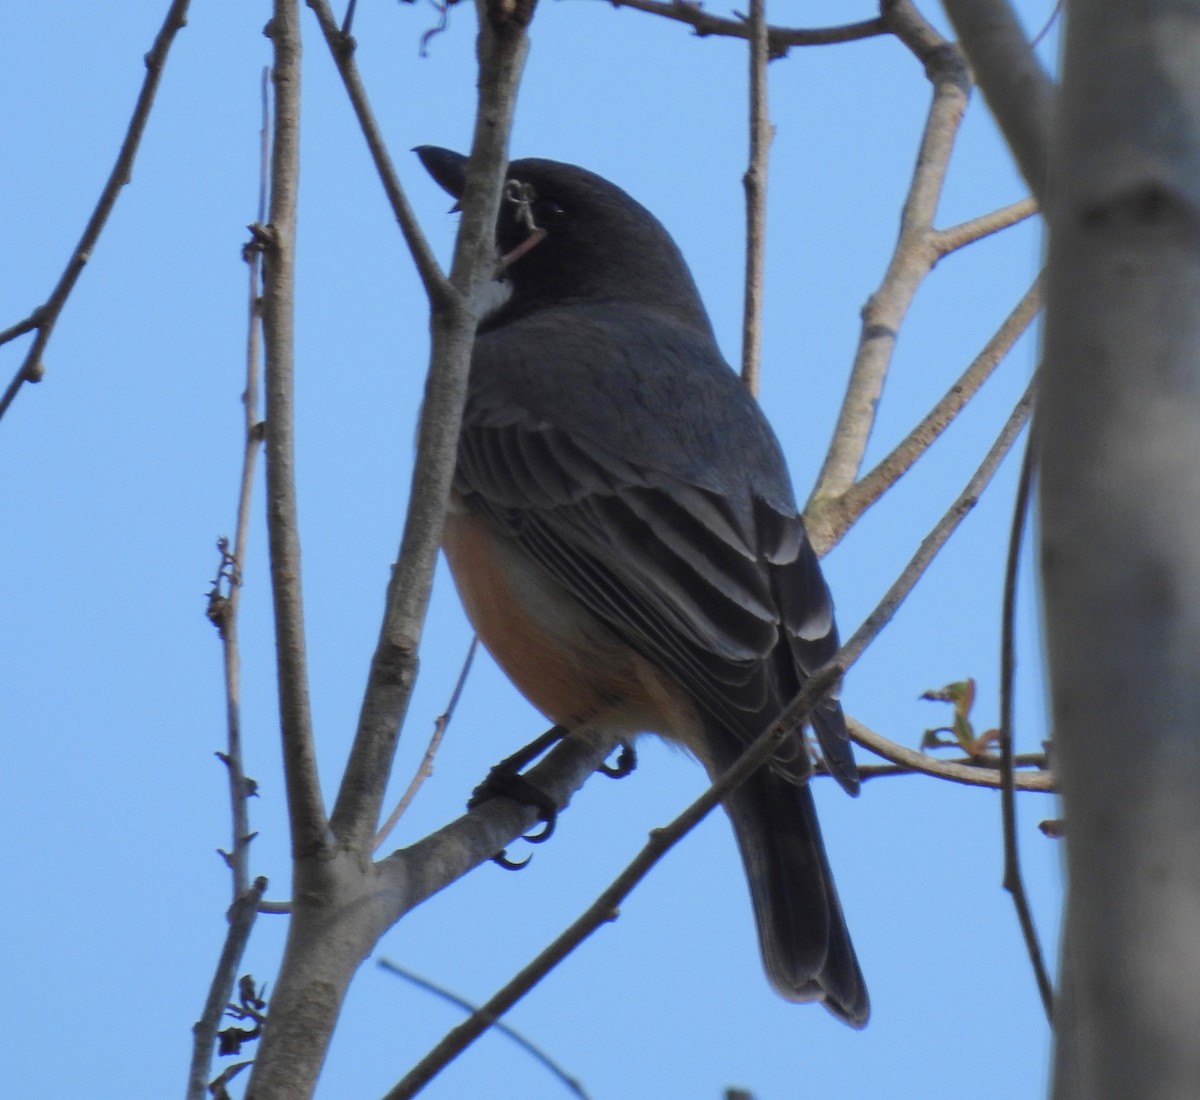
416, 146, 711, 331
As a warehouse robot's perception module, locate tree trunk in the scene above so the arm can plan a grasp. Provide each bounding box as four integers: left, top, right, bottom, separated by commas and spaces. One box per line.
1041, 3, 1200, 1097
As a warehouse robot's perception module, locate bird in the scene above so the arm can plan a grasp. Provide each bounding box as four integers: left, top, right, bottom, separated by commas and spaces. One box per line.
417, 145, 869, 1027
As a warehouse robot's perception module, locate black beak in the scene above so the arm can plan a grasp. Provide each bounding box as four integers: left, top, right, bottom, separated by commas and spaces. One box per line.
415, 145, 467, 201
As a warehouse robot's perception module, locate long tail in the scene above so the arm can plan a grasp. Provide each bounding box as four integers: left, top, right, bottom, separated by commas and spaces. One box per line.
722, 763, 869, 1027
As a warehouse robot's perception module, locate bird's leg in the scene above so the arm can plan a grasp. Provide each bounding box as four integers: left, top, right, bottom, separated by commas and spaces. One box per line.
469, 727, 638, 870
469, 725, 568, 869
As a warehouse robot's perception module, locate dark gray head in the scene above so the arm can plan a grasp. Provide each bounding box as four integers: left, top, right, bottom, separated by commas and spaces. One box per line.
416, 146, 712, 332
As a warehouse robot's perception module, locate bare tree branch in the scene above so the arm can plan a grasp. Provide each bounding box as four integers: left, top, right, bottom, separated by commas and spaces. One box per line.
809, 16, 969, 505
188, 76, 274, 1100
810, 276, 1041, 552
845, 714, 1053, 790
243, 6, 535, 1094
839, 377, 1035, 669
328, 0, 532, 854
940, 0, 1055, 198
259, 1, 328, 857
824, 750, 1049, 783
1000, 439, 1055, 1018
377, 959, 591, 1099
0, 0, 192, 423
739, 0, 771, 396
606, 0, 887, 57
305, 0, 453, 309
933, 196, 1038, 256
186, 876, 268, 1100
374, 637, 479, 851
383, 666, 844, 1100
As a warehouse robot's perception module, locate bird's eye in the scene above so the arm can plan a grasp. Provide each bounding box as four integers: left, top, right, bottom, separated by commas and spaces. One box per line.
533, 199, 566, 226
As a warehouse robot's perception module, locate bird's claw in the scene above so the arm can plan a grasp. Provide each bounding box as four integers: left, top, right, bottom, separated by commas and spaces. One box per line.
470, 758, 560, 869
491, 849, 532, 871
599, 740, 637, 779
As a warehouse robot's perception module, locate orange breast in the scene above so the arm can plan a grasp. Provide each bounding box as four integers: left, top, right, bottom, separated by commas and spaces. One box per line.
442, 501, 705, 751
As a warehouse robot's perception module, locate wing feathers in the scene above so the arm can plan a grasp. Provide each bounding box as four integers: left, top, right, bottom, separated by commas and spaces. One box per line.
457, 407, 849, 779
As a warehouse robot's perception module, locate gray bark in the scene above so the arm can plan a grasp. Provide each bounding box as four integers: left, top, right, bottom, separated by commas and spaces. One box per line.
1040, 3, 1200, 1097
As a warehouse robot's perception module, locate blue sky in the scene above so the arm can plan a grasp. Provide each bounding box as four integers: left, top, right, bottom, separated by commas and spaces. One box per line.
2, 3, 1057, 1097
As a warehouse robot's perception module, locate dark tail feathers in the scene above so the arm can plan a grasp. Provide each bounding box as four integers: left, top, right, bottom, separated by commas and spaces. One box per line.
722, 763, 869, 1027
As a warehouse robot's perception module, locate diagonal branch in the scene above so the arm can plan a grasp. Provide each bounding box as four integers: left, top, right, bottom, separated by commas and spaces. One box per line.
305, 0, 453, 309
381, 377, 1039, 1094
934, 196, 1038, 256
809, 276, 1041, 552
940, 0, 1055, 198
186, 877, 268, 1100
260, 1, 329, 856
808, 13, 969, 506
0, 0, 192, 423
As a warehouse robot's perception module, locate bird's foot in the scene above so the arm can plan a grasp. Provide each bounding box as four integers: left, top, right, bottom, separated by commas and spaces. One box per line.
469, 726, 567, 869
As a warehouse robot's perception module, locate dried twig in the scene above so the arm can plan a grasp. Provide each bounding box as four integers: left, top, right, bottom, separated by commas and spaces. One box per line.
186, 877, 268, 1100
606, 0, 887, 57
374, 637, 479, 851
188, 73, 273, 1100
1000, 438, 1055, 1017
0, 0, 192, 422
934, 197, 1038, 256
378, 959, 590, 1098
811, 277, 1042, 551
830, 750, 1049, 782
740, 0, 771, 395
305, 0, 452, 308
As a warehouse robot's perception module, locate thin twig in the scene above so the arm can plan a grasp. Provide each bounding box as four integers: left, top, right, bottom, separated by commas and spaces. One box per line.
0, 0, 192, 423
1000, 436, 1055, 1018
837, 378, 1036, 670
844, 716, 1053, 791
215, 63, 271, 902
811, 276, 1041, 552
808, 16, 969, 505
827, 750, 1049, 782
186, 66, 273, 1100
261, 0, 328, 855
378, 959, 590, 1098
374, 637, 479, 851
386, 378, 1039, 1095
306, 0, 453, 308
933, 196, 1038, 256
186, 877, 268, 1100
739, 0, 771, 395
606, 0, 887, 57
0, 314, 40, 349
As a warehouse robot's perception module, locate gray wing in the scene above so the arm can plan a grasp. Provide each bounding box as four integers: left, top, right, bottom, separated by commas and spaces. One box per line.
456, 395, 857, 791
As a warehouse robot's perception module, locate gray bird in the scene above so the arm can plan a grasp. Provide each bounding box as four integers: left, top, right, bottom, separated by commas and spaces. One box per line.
419, 146, 868, 1027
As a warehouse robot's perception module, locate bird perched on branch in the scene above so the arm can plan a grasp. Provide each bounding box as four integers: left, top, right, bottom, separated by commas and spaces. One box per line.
418, 145, 868, 1027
